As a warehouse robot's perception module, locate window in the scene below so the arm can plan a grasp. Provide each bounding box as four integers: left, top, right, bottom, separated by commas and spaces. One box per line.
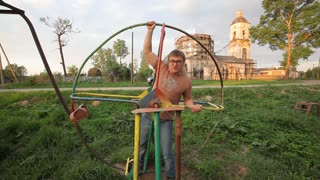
242, 48, 247, 59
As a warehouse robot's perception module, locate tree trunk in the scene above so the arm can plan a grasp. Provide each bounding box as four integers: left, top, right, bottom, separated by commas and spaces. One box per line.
58, 35, 67, 76
285, 33, 293, 79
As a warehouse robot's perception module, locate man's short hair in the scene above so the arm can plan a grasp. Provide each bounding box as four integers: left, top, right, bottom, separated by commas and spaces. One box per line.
168, 49, 186, 62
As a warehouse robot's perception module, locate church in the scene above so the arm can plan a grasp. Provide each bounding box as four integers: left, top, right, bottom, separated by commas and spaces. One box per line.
175, 10, 255, 80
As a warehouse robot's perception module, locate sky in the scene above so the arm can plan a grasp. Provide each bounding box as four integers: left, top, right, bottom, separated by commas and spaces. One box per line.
0, 0, 319, 75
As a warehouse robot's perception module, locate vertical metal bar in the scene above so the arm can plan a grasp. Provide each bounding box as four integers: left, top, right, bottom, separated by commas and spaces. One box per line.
175, 111, 182, 180
154, 112, 162, 180
133, 113, 141, 180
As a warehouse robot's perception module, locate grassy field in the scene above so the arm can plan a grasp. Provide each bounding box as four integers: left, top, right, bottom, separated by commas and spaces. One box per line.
1, 79, 305, 89
0, 84, 319, 179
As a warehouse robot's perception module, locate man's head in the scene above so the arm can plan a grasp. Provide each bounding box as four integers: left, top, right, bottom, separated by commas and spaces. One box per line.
167, 49, 186, 74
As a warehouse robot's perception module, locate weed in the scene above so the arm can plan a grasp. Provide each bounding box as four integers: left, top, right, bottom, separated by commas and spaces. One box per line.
0, 85, 320, 179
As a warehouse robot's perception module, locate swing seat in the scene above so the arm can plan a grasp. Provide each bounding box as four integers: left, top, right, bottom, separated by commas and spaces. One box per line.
70, 104, 88, 122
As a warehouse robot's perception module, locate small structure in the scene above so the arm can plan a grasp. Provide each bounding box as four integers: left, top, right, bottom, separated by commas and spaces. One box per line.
252, 67, 285, 80
294, 102, 320, 117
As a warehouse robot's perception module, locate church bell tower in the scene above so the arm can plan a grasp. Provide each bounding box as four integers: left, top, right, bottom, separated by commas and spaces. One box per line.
228, 10, 251, 59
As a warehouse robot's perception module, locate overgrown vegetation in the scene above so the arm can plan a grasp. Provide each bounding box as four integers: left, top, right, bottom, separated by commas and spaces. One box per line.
0, 85, 319, 179
2, 79, 305, 89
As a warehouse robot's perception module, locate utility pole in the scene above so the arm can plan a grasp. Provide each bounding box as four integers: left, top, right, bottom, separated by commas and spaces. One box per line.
131, 31, 134, 84
0, 53, 4, 87
317, 57, 320, 79
0, 43, 18, 82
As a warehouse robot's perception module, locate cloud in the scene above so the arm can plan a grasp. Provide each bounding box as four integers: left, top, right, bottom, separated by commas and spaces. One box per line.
1, 0, 318, 75
71, 0, 95, 15
172, 0, 205, 14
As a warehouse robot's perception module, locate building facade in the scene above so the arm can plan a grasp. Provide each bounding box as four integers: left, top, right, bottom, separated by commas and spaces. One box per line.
175, 34, 215, 80
228, 10, 251, 60
174, 10, 255, 80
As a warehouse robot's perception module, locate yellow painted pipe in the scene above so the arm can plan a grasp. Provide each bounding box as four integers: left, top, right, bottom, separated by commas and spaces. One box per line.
133, 113, 141, 180
75, 92, 143, 99
74, 90, 149, 100
171, 102, 224, 111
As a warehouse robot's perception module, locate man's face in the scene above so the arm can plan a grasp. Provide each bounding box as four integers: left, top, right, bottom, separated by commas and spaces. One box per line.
168, 55, 184, 74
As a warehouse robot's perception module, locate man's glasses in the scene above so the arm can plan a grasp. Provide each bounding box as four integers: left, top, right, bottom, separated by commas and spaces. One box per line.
169, 60, 183, 65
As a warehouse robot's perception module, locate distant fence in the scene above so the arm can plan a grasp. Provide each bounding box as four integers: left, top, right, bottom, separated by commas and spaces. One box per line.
59, 76, 104, 83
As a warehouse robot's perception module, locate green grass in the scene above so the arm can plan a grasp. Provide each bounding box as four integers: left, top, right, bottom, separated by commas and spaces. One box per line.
1, 79, 304, 89
0, 85, 320, 179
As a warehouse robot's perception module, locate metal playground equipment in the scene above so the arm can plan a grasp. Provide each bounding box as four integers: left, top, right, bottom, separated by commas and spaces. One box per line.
70, 22, 224, 180
0, 1, 224, 179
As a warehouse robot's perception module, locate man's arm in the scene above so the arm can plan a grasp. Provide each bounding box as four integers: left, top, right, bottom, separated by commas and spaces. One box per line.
143, 21, 158, 68
184, 84, 203, 113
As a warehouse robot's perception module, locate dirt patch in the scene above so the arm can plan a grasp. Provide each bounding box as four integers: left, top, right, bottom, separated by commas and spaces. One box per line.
19, 100, 29, 106
280, 88, 287, 94
199, 95, 213, 102
92, 101, 101, 107
241, 145, 249, 154
228, 164, 248, 179
256, 93, 264, 98
305, 87, 320, 92
302, 80, 320, 85
237, 166, 248, 177
139, 165, 198, 180
115, 161, 199, 180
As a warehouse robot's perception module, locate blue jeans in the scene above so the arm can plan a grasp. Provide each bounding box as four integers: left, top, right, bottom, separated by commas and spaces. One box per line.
139, 113, 175, 178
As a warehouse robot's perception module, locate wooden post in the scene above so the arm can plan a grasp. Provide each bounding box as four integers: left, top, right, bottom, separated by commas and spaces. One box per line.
0, 43, 18, 82
131, 31, 134, 84
175, 111, 182, 180
0, 53, 4, 87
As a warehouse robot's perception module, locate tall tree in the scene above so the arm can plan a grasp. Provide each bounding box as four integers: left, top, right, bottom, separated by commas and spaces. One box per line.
113, 39, 129, 64
91, 48, 116, 76
40, 17, 80, 76
138, 51, 152, 80
67, 65, 78, 77
4, 63, 27, 81
88, 67, 102, 77
250, 0, 320, 79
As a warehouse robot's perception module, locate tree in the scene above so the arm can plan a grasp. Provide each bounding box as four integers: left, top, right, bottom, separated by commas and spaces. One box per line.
138, 51, 152, 80
304, 66, 320, 79
40, 17, 80, 76
113, 39, 129, 64
91, 48, 116, 76
90, 47, 130, 81
67, 65, 78, 77
88, 67, 102, 77
129, 58, 138, 74
250, 0, 320, 79
4, 63, 27, 82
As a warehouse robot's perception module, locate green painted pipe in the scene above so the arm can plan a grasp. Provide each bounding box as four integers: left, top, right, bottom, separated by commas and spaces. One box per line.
71, 22, 224, 106
154, 112, 161, 180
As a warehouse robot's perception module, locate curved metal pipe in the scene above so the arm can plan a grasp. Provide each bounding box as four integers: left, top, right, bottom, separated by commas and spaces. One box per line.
71, 22, 224, 105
